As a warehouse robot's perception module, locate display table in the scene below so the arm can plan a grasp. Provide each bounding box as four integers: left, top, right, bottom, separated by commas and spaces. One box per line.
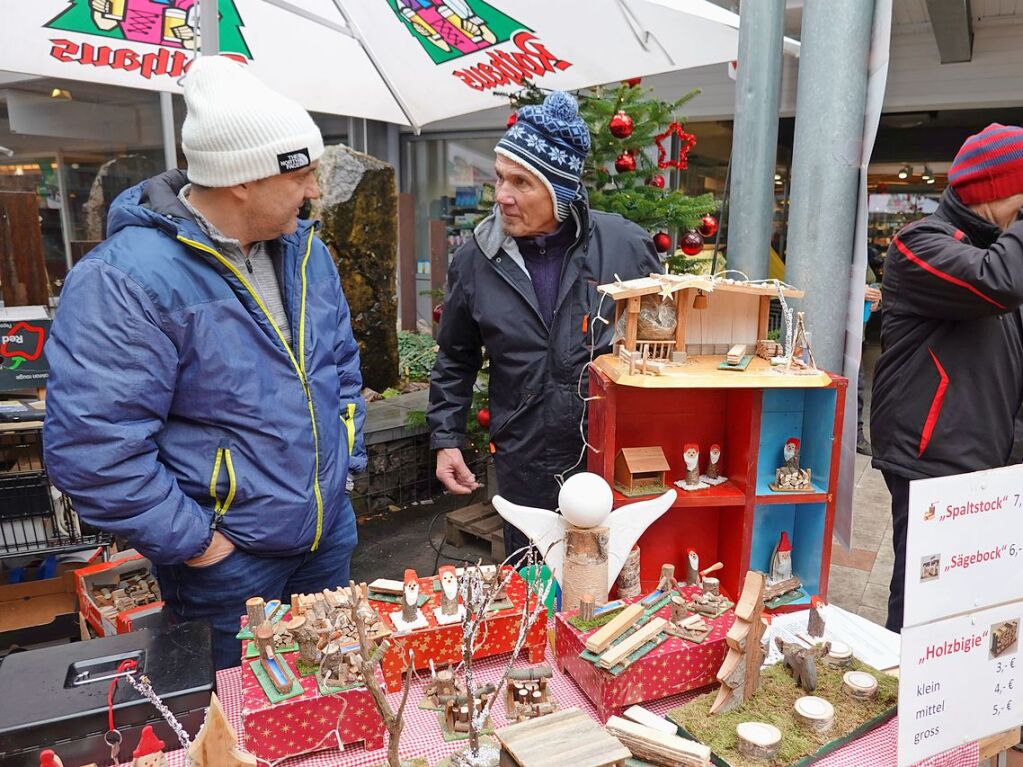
151, 643, 980, 767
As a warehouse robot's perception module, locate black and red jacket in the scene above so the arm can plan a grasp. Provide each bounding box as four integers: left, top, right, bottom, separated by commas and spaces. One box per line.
871, 188, 1023, 480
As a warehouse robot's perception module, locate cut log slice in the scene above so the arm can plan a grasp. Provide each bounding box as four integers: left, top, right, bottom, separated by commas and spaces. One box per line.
824, 641, 853, 668
736, 722, 781, 760
843, 670, 879, 700
793, 696, 835, 733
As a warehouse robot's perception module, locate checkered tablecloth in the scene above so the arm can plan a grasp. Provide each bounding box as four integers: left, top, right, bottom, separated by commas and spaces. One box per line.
162, 640, 979, 767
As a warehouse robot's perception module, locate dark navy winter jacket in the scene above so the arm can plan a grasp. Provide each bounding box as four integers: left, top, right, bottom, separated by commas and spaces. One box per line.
44, 170, 366, 564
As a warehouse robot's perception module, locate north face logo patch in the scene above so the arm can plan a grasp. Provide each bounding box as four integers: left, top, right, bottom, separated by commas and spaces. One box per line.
277, 149, 311, 173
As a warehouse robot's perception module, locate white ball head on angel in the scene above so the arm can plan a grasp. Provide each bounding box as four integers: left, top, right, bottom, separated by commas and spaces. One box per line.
492, 472, 676, 607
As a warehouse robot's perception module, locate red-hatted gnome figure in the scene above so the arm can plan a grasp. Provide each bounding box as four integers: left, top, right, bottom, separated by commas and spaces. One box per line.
701, 443, 726, 486
132, 725, 168, 767
769, 531, 794, 586
676, 443, 709, 491
39, 751, 63, 767
773, 437, 812, 491
434, 564, 467, 626
391, 568, 427, 632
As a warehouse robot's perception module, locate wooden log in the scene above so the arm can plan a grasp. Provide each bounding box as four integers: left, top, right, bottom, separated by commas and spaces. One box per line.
245, 597, 266, 632
843, 671, 879, 700
622, 706, 678, 736
656, 564, 676, 592
563, 525, 610, 610
794, 696, 835, 733
579, 593, 596, 622
763, 575, 801, 602
585, 603, 644, 654
604, 716, 711, 767
824, 641, 853, 669
736, 722, 781, 760
508, 666, 553, 682
598, 618, 668, 669
615, 546, 642, 599
670, 595, 688, 624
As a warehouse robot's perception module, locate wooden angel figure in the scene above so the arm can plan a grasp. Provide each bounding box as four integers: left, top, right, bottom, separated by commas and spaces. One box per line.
701, 443, 727, 486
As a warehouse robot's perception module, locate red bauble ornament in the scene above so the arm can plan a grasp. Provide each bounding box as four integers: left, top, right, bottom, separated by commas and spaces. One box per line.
614, 151, 636, 173
698, 214, 718, 238
653, 232, 672, 253
476, 408, 490, 429
609, 111, 634, 139
506, 112, 518, 128
679, 230, 705, 256
646, 174, 666, 188
623, 77, 642, 87
432, 304, 443, 323
655, 121, 698, 170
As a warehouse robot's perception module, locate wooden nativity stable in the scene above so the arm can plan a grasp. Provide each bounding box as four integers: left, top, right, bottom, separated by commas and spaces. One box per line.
613, 446, 670, 497
587, 273, 848, 612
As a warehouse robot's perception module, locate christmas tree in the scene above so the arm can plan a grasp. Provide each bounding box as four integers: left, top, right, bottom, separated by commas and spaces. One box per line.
508, 81, 719, 274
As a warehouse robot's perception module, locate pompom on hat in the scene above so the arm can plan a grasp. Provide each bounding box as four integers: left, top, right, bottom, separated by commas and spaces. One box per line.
495, 91, 590, 221
181, 56, 323, 187
948, 123, 1023, 205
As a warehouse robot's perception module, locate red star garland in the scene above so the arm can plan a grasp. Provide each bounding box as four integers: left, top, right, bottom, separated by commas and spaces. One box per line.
655, 121, 698, 170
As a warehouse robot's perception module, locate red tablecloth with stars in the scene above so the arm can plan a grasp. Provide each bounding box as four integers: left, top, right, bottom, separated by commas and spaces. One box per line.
160, 640, 979, 767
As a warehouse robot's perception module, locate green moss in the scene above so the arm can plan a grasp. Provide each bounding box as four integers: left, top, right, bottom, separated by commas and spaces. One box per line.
568, 605, 626, 632
667, 661, 898, 767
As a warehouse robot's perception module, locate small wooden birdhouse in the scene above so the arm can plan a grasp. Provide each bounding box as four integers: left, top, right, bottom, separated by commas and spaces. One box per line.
614, 447, 670, 496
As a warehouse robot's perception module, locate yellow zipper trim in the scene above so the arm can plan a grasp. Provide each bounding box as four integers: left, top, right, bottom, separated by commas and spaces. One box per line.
178, 233, 325, 550
341, 403, 356, 456
209, 446, 224, 512
222, 448, 237, 516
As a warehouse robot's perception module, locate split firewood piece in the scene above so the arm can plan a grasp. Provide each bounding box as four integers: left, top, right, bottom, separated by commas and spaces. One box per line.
736, 722, 781, 760
843, 670, 879, 700
598, 617, 667, 669
725, 618, 751, 652
710, 571, 766, 715
605, 716, 711, 767
793, 696, 835, 733
585, 602, 644, 654
622, 705, 677, 735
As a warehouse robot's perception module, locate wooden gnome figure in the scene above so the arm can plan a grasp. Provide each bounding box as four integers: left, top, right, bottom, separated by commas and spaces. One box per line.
772, 437, 812, 491
131, 725, 167, 767
769, 531, 794, 585
39, 751, 63, 767
402, 569, 420, 623
439, 566, 459, 615
808, 595, 826, 638
784, 438, 800, 470
676, 444, 708, 491
391, 568, 427, 632
685, 549, 701, 586
701, 443, 727, 486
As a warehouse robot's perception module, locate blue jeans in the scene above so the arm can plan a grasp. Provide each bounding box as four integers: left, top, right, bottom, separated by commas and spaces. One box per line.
155, 496, 358, 670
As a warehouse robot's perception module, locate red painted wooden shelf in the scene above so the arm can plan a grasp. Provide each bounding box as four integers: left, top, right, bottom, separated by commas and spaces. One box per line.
613, 479, 747, 509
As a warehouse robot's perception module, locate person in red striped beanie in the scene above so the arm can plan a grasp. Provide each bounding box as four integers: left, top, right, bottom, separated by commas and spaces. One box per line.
870, 123, 1023, 633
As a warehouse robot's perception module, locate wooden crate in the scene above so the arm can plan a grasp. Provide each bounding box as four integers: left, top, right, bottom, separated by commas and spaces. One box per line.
445, 502, 506, 560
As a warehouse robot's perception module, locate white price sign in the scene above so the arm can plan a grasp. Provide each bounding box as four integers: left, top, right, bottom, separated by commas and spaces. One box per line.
899, 602, 1023, 766
905, 465, 1023, 628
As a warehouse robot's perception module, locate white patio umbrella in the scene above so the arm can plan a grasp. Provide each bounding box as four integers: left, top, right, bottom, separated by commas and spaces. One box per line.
0, 0, 788, 131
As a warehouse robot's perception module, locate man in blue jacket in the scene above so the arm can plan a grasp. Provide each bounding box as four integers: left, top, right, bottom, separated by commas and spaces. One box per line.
44, 57, 366, 668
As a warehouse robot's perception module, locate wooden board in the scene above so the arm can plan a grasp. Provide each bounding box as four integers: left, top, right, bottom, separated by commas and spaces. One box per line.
585, 603, 645, 654
597, 275, 802, 300
593, 354, 833, 389
605, 716, 711, 766
598, 618, 668, 669
497, 708, 631, 767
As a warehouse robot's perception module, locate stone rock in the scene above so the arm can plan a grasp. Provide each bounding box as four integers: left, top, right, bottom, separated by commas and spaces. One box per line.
312, 145, 399, 391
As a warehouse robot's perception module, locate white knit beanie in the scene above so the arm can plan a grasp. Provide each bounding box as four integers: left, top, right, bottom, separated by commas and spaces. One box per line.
181, 56, 324, 187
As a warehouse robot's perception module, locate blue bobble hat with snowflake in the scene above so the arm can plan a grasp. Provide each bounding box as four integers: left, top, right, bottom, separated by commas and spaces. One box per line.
495, 91, 591, 221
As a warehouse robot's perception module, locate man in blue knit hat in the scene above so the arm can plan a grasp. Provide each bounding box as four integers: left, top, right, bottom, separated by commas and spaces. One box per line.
427, 91, 661, 555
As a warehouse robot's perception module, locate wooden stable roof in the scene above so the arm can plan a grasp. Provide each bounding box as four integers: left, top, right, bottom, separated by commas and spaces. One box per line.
616, 446, 670, 473
597, 273, 804, 301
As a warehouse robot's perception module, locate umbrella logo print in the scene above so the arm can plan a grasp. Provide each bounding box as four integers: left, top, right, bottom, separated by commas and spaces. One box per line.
0, 322, 46, 371
46, 0, 251, 58
387, 0, 523, 63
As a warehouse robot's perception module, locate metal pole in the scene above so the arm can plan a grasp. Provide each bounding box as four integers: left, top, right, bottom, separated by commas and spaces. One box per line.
784, 0, 875, 374
725, 0, 785, 280
54, 151, 74, 272
200, 0, 220, 56
159, 92, 177, 171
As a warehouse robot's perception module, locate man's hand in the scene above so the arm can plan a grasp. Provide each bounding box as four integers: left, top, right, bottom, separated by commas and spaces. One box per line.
185, 530, 235, 568
865, 285, 882, 310
436, 448, 480, 495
